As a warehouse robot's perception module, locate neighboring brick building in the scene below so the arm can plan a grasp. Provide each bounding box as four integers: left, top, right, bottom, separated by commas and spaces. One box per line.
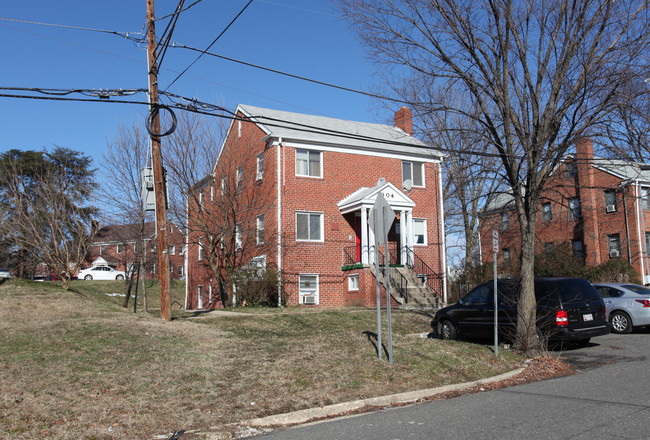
479, 138, 650, 284
87, 221, 186, 280
186, 104, 447, 309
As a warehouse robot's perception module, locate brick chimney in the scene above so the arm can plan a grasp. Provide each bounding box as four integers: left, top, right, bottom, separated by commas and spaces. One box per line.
575, 137, 601, 265
394, 106, 413, 136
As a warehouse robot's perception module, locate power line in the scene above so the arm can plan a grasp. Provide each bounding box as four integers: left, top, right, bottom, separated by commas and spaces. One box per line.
168, 43, 414, 106
0, 16, 145, 43
164, 0, 255, 91
154, 0, 186, 70
154, 0, 205, 21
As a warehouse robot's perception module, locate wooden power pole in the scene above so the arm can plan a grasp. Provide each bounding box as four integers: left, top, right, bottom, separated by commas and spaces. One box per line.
146, 0, 172, 321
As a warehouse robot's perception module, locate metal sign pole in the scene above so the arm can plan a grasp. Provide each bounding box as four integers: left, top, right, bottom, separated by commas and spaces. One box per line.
369, 208, 382, 360
384, 205, 393, 365
493, 230, 499, 356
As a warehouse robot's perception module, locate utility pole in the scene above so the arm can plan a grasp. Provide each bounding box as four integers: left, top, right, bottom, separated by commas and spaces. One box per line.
146, 0, 172, 321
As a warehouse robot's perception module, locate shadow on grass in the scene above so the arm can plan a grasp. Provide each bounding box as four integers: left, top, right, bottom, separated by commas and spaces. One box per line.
362, 330, 391, 359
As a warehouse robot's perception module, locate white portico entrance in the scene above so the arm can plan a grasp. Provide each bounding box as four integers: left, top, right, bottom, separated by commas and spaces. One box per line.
338, 179, 416, 266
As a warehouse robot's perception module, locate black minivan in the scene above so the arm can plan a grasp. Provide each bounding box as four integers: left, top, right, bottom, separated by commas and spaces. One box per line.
432, 277, 610, 346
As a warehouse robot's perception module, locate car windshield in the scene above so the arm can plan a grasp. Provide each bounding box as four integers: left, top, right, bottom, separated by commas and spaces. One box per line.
555, 279, 600, 303
621, 284, 650, 295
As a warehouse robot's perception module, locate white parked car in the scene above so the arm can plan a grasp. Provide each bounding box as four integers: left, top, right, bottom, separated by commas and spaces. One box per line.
0, 269, 13, 279
78, 266, 125, 281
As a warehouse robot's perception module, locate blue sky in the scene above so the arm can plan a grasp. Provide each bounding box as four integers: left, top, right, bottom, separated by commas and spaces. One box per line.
0, 0, 389, 162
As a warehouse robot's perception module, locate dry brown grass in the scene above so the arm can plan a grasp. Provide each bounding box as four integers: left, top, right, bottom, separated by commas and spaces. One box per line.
0, 279, 523, 439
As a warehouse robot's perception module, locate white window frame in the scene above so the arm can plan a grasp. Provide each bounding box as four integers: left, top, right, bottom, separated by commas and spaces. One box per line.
348, 274, 359, 291
236, 223, 242, 249
221, 176, 227, 196
299, 274, 319, 305
199, 192, 204, 210
542, 202, 552, 221
236, 166, 243, 192
256, 214, 264, 245
256, 152, 264, 181
295, 149, 322, 178
116, 244, 123, 254
168, 245, 175, 255
569, 197, 581, 219
413, 218, 427, 246
198, 237, 204, 261
197, 285, 203, 309
296, 211, 324, 242
402, 161, 425, 188
210, 185, 214, 201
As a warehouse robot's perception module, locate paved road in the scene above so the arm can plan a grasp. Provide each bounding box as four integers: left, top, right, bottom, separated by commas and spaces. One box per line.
256, 329, 649, 439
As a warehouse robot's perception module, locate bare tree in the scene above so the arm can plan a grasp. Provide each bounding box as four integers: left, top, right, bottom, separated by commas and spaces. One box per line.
0, 148, 98, 290
185, 122, 276, 307
101, 122, 153, 309
339, 0, 650, 352
605, 79, 650, 162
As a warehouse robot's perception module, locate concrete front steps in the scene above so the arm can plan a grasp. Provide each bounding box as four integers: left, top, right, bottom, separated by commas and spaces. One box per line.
370, 265, 443, 309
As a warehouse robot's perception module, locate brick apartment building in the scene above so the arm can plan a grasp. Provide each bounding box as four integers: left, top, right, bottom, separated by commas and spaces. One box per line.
87, 221, 186, 280
186, 104, 447, 309
480, 138, 650, 284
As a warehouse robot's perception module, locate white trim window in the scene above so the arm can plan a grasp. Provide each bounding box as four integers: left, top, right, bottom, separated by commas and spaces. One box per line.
295, 149, 322, 177
256, 152, 264, 181
116, 244, 123, 254
402, 161, 424, 187
348, 274, 359, 291
236, 223, 243, 249
236, 166, 243, 192
198, 237, 204, 261
413, 218, 427, 245
569, 197, 581, 219
221, 176, 227, 196
299, 274, 319, 305
197, 285, 203, 309
256, 214, 264, 244
296, 211, 323, 242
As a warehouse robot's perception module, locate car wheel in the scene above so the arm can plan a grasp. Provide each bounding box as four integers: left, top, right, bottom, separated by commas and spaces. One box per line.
84, 275, 93, 280
439, 320, 458, 340
610, 311, 632, 334
115, 274, 124, 280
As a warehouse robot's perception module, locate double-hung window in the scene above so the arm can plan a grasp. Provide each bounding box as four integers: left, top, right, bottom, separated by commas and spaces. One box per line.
198, 237, 204, 261
569, 197, 581, 219
256, 153, 264, 181
608, 234, 621, 258
236, 166, 243, 192
413, 218, 427, 245
604, 190, 617, 213
235, 223, 242, 249
299, 274, 319, 304
256, 215, 264, 244
402, 161, 424, 187
296, 211, 323, 241
542, 202, 552, 221
501, 212, 509, 231
295, 149, 322, 177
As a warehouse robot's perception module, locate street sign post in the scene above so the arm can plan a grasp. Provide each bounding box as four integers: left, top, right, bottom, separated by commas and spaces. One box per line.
371, 193, 396, 365
492, 230, 499, 356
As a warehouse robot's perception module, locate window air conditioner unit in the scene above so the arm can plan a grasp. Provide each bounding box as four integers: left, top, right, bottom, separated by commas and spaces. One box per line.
302, 295, 316, 305
606, 204, 616, 213
610, 250, 620, 258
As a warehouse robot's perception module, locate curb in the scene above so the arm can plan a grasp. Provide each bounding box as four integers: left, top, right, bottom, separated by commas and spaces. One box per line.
245, 367, 526, 429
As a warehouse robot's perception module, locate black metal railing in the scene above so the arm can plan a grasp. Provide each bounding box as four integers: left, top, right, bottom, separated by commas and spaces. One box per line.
389, 266, 409, 304
376, 243, 400, 266
342, 245, 358, 267
406, 248, 444, 299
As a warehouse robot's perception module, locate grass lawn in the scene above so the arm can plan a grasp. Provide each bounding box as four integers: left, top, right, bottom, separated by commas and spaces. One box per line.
0, 279, 523, 439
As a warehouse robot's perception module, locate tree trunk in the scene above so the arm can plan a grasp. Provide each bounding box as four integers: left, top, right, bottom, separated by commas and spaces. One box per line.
122, 280, 133, 308
516, 218, 538, 354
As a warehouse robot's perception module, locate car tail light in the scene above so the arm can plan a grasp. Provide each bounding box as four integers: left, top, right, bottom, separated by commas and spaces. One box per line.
635, 299, 650, 307
556, 310, 569, 326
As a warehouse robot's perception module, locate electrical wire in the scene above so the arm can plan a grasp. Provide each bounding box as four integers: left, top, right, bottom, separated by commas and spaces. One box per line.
154, 0, 186, 70
0, 16, 146, 43
154, 0, 205, 21
168, 43, 415, 106
164, 0, 255, 91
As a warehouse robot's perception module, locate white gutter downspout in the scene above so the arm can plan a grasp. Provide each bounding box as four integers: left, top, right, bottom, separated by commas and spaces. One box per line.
634, 182, 646, 283
277, 137, 283, 306
438, 163, 448, 303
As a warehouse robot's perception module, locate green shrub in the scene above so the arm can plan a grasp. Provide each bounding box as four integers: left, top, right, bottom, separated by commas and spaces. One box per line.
586, 258, 640, 284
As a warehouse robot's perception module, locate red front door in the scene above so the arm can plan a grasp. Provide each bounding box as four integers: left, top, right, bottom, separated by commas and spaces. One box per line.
354, 215, 362, 263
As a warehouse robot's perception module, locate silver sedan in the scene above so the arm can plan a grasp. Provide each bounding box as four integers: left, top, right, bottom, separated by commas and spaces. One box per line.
593, 283, 650, 334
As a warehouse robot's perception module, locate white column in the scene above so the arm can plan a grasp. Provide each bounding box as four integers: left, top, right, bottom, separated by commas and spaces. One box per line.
361, 207, 369, 265
368, 208, 376, 265
400, 210, 406, 265
407, 210, 414, 266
